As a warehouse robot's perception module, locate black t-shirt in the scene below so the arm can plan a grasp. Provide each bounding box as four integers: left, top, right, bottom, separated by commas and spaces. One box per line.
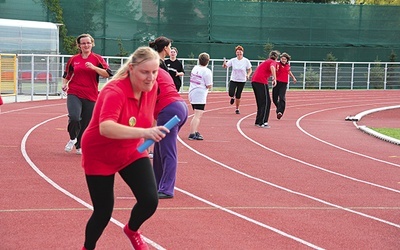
165, 59, 185, 90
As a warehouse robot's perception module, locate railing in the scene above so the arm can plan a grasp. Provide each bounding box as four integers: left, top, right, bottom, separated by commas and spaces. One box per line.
2, 54, 400, 101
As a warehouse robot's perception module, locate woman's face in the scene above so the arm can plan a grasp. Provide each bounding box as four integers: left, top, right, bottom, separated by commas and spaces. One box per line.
129, 59, 159, 93
236, 49, 243, 58
164, 43, 172, 57
78, 37, 93, 53
170, 49, 177, 58
280, 56, 288, 64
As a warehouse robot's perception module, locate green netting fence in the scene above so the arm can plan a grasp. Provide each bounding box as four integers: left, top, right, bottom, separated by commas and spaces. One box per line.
1, 0, 399, 62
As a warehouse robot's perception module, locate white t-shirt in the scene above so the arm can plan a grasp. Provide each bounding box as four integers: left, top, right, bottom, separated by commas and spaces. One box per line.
188, 65, 213, 104
226, 57, 252, 82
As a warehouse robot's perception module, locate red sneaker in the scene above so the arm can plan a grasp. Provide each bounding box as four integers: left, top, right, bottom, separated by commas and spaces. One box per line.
123, 224, 149, 250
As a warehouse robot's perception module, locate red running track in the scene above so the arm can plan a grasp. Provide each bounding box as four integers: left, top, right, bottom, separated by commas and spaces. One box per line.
0, 90, 399, 249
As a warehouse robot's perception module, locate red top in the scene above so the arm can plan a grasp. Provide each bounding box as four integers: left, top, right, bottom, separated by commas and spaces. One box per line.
276, 62, 290, 83
154, 68, 184, 119
81, 77, 158, 175
63, 53, 110, 102
0, 95, 3, 105
251, 59, 277, 85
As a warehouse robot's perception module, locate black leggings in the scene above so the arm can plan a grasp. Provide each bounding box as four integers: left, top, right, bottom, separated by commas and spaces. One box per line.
66, 94, 95, 149
83, 158, 158, 250
228, 80, 246, 99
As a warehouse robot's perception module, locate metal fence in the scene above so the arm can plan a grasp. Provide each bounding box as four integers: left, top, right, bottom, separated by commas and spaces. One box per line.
1, 54, 400, 101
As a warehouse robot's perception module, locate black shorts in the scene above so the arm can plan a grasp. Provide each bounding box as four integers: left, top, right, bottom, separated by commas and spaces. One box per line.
191, 104, 205, 110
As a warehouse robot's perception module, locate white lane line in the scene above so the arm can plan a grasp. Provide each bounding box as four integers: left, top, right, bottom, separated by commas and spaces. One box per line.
20, 115, 166, 250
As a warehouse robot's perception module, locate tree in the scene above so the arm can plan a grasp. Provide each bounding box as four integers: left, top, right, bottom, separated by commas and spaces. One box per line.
355, 0, 400, 5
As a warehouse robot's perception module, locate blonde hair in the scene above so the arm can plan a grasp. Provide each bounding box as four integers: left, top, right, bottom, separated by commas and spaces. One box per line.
269, 50, 281, 60
112, 47, 160, 80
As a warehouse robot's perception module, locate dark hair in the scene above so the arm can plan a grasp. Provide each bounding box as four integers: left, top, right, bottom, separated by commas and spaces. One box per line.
269, 50, 280, 60
280, 52, 291, 61
235, 45, 244, 52
198, 52, 210, 66
149, 36, 172, 53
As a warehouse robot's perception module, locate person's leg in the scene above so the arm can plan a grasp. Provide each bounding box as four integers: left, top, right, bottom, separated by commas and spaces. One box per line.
76, 99, 95, 149
279, 84, 287, 115
190, 109, 203, 133
66, 94, 82, 140
252, 82, 266, 125
263, 84, 271, 124
235, 82, 245, 112
228, 81, 236, 105
154, 101, 188, 196
119, 158, 158, 231
272, 83, 280, 110
83, 175, 115, 250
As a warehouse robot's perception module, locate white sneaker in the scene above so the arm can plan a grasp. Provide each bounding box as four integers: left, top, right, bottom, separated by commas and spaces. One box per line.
76, 148, 82, 155
65, 139, 77, 152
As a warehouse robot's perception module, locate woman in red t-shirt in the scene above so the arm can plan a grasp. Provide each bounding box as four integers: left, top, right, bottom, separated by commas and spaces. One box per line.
251, 50, 280, 128
273, 52, 297, 120
80, 47, 169, 250
62, 34, 112, 155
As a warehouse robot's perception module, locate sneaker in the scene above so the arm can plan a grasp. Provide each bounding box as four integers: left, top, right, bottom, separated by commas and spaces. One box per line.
277, 112, 283, 120
76, 148, 82, 155
230, 98, 234, 105
188, 133, 196, 140
123, 224, 149, 250
64, 138, 77, 152
195, 132, 204, 140
235, 109, 240, 114
263, 123, 270, 128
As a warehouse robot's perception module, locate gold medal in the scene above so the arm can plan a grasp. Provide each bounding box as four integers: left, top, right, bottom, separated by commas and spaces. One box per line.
128, 117, 136, 127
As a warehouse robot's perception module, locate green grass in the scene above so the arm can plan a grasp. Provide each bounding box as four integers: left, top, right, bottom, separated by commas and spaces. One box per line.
371, 128, 400, 140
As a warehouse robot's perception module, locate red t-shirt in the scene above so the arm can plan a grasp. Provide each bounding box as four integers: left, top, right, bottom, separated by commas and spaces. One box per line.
251, 59, 277, 85
0, 95, 3, 105
276, 62, 290, 83
154, 68, 184, 119
63, 53, 110, 102
81, 77, 158, 175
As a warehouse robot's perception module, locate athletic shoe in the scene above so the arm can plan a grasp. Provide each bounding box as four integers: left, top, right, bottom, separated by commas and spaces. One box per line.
230, 98, 234, 105
263, 123, 271, 128
64, 138, 77, 152
188, 133, 196, 140
76, 148, 82, 155
123, 224, 149, 250
195, 132, 204, 140
158, 192, 173, 199
277, 112, 283, 120
235, 109, 240, 114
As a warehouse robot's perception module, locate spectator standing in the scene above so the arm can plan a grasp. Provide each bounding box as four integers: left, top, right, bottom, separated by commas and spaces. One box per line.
149, 37, 188, 199
273, 52, 297, 120
165, 47, 185, 92
80, 47, 168, 250
188, 52, 213, 140
62, 34, 112, 155
251, 50, 280, 128
222, 45, 252, 114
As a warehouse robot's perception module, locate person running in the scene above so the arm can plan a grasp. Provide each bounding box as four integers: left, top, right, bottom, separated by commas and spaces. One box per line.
188, 52, 213, 140
62, 34, 112, 155
149, 37, 188, 199
222, 45, 252, 114
165, 46, 185, 92
273, 52, 297, 120
80, 47, 169, 250
251, 50, 280, 128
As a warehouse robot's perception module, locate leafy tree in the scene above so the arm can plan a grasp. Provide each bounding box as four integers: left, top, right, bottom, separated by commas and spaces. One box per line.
355, 0, 400, 5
